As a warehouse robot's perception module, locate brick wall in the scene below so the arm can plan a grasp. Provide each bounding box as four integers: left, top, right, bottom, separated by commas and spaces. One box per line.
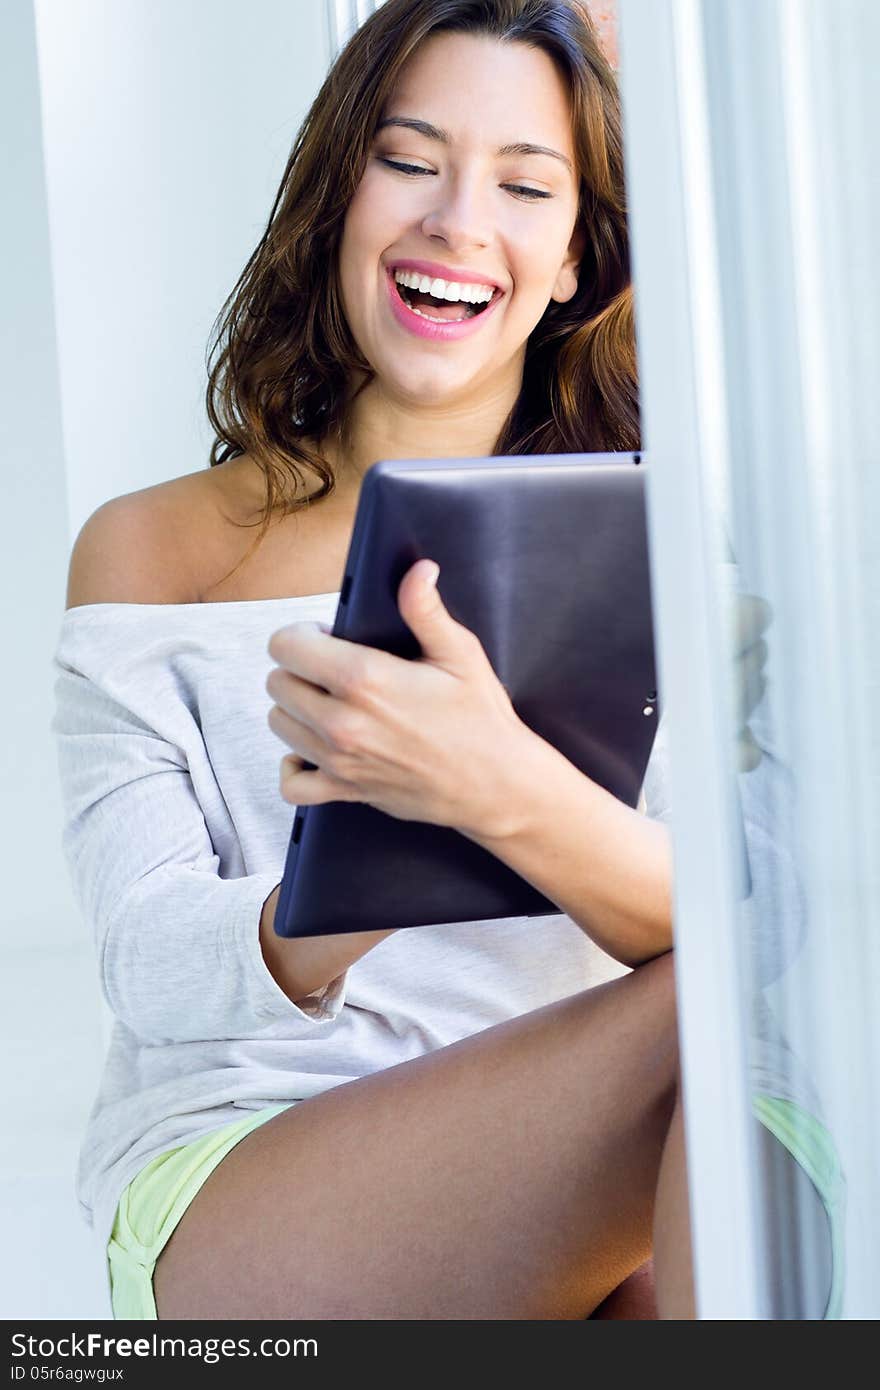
586, 1, 619, 70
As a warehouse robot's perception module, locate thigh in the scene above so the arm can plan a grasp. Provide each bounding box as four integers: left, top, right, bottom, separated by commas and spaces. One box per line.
589, 1259, 658, 1319
154, 950, 679, 1320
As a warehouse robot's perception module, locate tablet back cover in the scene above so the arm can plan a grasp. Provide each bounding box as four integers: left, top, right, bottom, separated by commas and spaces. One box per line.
274, 453, 659, 938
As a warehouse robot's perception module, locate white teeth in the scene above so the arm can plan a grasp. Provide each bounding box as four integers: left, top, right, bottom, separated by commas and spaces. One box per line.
410, 306, 470, 323
393, 268, 496, 304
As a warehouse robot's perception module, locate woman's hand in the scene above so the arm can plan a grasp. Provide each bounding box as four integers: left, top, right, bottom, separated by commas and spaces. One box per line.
265, 560, 532, 839
731, 592, 772, 772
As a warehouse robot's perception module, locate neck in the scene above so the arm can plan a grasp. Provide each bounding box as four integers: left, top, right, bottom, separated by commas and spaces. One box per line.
327, 372, 522, 489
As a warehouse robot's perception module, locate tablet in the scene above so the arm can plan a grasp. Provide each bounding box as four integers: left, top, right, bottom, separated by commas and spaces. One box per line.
273, 452, 660, 939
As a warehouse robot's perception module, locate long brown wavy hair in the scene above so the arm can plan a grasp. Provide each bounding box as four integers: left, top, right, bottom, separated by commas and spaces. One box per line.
205, 0, 638, 582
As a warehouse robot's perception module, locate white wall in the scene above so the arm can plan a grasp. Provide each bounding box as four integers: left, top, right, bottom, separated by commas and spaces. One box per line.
34, 0, 331, 532
1, 0, 111, 1321
2, 0, 72, 957
4, 0, 331, 1319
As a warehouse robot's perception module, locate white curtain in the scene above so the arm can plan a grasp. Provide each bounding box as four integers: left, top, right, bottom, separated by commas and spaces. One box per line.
620, 0, 879, 1319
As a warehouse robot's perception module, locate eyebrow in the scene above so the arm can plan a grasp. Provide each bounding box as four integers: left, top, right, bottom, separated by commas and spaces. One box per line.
375, 116, 573, 174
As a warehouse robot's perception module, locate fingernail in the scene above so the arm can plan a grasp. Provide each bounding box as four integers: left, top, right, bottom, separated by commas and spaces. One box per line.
423, 561, 440, 588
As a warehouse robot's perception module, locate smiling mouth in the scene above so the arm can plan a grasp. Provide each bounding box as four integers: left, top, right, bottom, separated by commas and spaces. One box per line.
392, 277, 498, 322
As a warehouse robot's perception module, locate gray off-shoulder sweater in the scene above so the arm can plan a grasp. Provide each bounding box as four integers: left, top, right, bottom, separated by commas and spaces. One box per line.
50, 588, 814, 1265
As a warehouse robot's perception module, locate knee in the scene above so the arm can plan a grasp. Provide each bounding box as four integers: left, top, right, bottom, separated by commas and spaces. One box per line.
632, 947, 680, 1101
642, 945, 678, 1022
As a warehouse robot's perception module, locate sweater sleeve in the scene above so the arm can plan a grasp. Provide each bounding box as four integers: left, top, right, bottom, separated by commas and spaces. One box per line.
640, 690, 806, 988
730, 687, 807, 987
50, 631, 347, 1045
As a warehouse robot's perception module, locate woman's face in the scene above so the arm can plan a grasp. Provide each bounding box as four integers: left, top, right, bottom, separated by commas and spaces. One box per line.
337, 32, 583, 411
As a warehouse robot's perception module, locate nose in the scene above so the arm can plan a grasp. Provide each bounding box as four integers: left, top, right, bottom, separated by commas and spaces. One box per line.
420, 173, 492, 253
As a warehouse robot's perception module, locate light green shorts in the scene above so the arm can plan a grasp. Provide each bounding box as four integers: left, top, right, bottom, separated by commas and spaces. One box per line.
751, 1094, 846, 1320
107, 1095, 845, 1320
107, 1103, 296, 1319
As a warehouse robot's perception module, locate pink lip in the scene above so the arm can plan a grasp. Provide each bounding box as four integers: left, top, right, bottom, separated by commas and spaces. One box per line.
385, 268, 504, 342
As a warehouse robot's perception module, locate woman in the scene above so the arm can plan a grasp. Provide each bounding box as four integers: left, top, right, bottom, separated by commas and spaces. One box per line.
54, 0, 837, 1319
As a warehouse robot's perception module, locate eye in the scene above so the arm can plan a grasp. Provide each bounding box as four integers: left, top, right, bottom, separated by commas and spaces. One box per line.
505, 185, 553, 201
377, 158, 553, 202
378, 157, 434, 177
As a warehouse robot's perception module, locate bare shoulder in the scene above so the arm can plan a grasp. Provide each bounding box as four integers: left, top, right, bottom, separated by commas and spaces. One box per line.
65, 469, 219, 610
65, 454, 356, 610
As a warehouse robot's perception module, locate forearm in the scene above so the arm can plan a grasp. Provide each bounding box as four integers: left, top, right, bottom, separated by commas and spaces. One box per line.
463, 731, 674, 967
259, 885, 396, 1002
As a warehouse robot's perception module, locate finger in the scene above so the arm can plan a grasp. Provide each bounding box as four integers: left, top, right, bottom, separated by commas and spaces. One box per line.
279, 753, 358, 807
732, 640, 769, 722
397, 559, 482, 671
265, 664, 337, 737
266, 703, 333, 766
737, 727, 763, 773
732, 594, 773, 654
267, 622, 391, 699
748, 676, 768, 726
733, 673, 768, 732
740, 636, 769, 679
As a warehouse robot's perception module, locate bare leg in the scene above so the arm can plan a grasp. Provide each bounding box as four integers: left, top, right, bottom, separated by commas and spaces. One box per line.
154, 950, 686, 1320
589, 1258, 658, 1319
653, 1089, 696, 1318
